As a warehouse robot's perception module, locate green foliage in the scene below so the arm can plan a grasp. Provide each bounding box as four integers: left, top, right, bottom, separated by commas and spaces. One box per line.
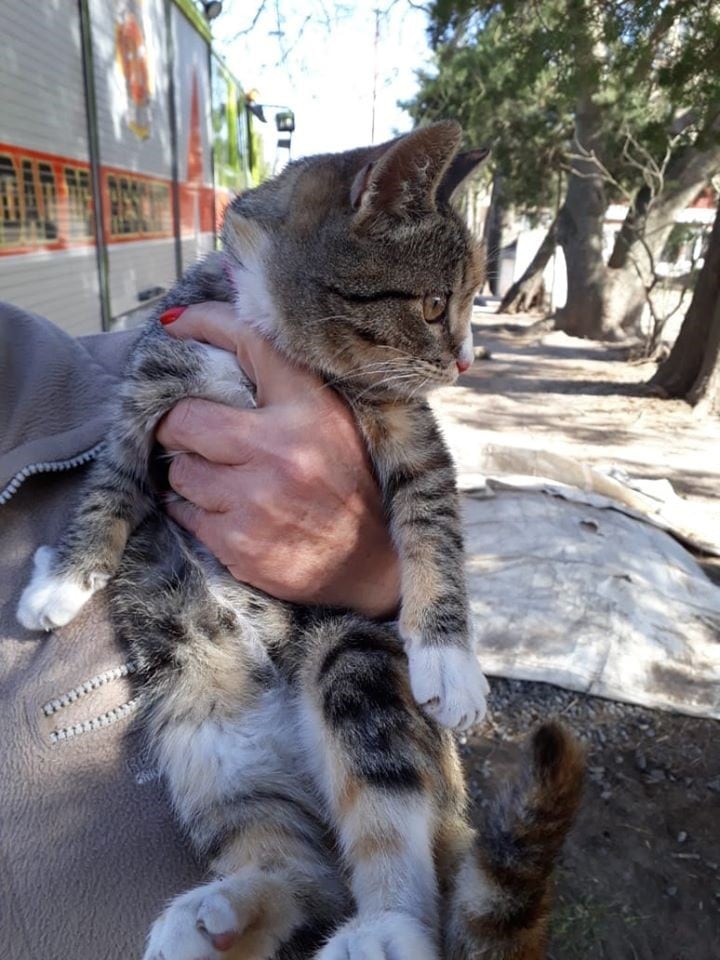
405, 0, 720, 211
249, 122, 271, 185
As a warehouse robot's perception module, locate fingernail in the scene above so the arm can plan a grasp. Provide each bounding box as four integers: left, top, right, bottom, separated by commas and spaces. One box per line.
159, 306, 187, 325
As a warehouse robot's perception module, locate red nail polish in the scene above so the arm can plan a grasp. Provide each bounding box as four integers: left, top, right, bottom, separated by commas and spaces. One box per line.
159, 306, 186, 325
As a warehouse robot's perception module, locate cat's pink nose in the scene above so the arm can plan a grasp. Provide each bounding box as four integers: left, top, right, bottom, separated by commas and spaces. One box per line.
456, 358, 471, 374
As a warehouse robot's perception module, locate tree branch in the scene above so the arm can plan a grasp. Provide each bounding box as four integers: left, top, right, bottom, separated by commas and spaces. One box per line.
227, 0, 269, 40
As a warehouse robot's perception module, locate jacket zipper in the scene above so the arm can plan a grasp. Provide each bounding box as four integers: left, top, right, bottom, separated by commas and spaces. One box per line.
0, 442, 105, 506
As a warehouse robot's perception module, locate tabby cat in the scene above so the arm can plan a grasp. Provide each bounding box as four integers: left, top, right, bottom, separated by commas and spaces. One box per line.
18, 122, 583, 959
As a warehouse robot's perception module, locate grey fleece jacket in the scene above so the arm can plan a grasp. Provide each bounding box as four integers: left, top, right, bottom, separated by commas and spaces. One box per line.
0, 303, 203, 960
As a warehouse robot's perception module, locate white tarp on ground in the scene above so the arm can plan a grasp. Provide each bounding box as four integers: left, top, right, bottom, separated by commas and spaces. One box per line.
456, 444, 720, 720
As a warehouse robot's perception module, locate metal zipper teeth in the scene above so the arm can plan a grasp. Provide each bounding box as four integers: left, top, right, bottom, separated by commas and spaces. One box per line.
0, 441, 105, 506
49, 698, 139, 744
42, 661, 138, 716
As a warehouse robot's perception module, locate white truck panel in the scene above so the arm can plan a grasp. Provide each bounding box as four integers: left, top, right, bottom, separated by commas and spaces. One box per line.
0, 1, 89, 162
107, 237, 177, 317
0, 0, 99, 330
0, 248, 102, 336
89, 0, 178, 318
90, 0, 173, 178
180, 233, 214, 270
173, 4, 214, 269
0, 1, 233, 335
172, 6, 213, 186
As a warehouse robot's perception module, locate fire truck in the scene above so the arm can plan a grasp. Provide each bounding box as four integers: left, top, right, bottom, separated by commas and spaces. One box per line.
0, 0, 253, 335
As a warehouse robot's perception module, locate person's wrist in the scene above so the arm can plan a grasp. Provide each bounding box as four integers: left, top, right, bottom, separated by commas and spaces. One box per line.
362, 586, 401, 622
347, 544, 401, 620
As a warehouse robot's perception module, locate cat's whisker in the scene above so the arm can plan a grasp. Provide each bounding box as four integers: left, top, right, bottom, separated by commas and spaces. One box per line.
327, 345, 409, 368
324, 333, 435, 369
338, 354, 448, 398
408, 376, 431, 401
320, 361, 414, 391
324, 350, 411, 371
351, 373, 416, 395
348, 370, 417, 389
352, 372, 420, 402
362, 343, 419, 361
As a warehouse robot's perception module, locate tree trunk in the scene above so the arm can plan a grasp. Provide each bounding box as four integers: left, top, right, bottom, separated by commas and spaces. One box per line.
688, 290, 720, 414
555, 94, 609, 338
601, 144, 720, 338
555, 176, 608, 337
600, 184, 655, 336
498, 214, 559, 314
650, 202, 720, 413
483, 173, 504, 296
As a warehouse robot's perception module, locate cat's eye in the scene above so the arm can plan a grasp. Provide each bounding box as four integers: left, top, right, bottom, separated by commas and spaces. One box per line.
423, 293, 447, 323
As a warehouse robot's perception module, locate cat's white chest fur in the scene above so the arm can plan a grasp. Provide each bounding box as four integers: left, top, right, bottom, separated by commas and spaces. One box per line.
227, 239, 278, 339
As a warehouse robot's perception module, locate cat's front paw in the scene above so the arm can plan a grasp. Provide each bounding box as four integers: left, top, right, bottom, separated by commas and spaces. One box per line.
16, 547, 106, 632
406, 642, 489, 730
316, 911, 436, 960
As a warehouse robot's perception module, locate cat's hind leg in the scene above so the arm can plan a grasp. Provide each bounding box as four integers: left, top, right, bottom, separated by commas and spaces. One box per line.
141, 682, 348, 960
296, 615, 448, 960
143, 864, 335, 960
113, 537, 348, 960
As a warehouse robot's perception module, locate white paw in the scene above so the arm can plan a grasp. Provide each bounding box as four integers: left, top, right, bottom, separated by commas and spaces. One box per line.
144, 872, 299, 960
316, 911, 437, 960
16, 546, 106, 632
144, 883, 238, 960
406, 643, 489, 730
195, 343, 253, 407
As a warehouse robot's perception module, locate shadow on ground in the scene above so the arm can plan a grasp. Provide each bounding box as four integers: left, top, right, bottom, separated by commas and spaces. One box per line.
432, 309, 720, 519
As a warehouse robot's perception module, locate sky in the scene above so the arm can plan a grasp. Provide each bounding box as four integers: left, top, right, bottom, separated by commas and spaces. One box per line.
213, 0, 432, 160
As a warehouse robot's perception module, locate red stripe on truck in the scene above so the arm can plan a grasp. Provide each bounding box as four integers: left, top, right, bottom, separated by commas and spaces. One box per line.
0, 141, 215, 256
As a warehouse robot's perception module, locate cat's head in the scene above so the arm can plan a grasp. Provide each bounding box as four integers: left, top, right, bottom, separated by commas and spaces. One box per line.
221, 121, 488, 401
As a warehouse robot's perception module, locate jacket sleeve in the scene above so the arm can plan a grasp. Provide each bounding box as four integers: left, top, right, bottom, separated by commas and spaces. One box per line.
0, 302, 138, 503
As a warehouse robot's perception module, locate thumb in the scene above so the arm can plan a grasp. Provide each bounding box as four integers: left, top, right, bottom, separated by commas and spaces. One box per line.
162, 301, 270, 387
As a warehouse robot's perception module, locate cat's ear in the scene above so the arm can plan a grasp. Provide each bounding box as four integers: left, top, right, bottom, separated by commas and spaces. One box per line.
436, 147, 491, 205
351, 121, 463, 221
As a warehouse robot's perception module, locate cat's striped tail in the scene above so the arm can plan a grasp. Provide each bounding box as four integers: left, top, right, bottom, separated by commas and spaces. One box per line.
446, 722, 585, 960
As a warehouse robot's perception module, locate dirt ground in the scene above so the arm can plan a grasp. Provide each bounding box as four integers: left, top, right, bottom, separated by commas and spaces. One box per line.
433, 309, 720, 960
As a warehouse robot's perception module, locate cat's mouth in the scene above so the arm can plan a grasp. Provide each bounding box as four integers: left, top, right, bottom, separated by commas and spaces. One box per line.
442, 358, 467, 384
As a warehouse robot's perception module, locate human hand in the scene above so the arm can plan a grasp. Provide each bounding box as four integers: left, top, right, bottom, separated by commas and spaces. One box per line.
155, 302, 400, 618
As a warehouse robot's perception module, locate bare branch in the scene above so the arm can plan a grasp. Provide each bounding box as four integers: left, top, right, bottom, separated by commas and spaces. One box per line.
565, 123, 708, 355
226, 0, 269, 40
275, 11, 314, 68
564, 124, 687, 213
562, 139, 629, 200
